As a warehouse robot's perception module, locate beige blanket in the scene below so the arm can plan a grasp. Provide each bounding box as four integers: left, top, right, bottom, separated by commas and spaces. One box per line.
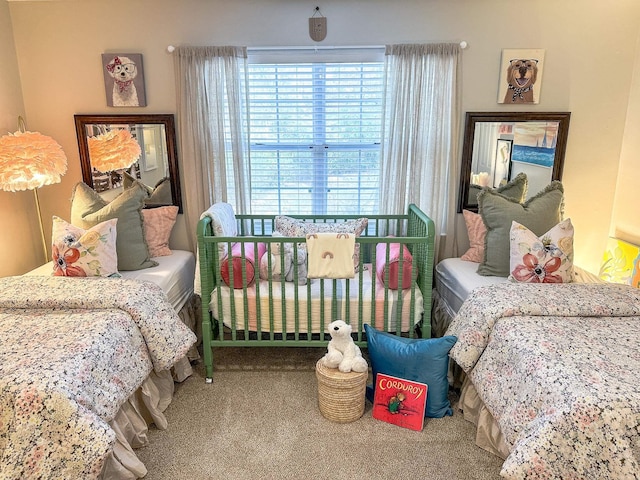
306, 232, 355, 279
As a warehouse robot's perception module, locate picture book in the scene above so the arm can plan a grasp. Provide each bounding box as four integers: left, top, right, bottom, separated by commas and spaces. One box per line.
372, 373, 428, 431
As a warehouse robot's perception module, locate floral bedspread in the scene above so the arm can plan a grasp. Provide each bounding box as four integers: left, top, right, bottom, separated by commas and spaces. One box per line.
446, 282, 640, 479
0, 276, 197, 480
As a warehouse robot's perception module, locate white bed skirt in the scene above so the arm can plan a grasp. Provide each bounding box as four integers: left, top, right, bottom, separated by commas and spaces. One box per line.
174, 293, 201, 381
458, 375, 510, 461
100, 369, 175, 479
100, 293, 201, 479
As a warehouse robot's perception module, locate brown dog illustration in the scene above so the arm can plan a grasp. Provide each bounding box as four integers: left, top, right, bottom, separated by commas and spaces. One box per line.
503, 59, 538, 103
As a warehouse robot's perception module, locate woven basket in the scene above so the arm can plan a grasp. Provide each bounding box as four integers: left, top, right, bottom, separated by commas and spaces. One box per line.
315, 359, 367, 423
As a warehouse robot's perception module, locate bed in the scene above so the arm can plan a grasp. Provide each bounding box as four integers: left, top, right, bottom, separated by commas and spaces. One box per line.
197, 203, 435, 381
441, 175, 640, 477
446, 281, 640, 479
432, 257, 602, 338
0, 274, 196, 480
28, 249, 200, 381
21, 249, 199, 478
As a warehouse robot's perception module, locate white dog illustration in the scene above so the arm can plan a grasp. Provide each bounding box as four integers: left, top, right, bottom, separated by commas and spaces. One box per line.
106, 55, 139, 107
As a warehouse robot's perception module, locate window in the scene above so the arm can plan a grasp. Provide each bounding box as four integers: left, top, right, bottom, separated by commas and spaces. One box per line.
229, 51, 384, 216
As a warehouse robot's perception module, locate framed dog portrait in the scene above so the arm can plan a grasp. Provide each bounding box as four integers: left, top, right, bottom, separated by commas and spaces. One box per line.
497, 49, 545, 104
102, 53, 147, 107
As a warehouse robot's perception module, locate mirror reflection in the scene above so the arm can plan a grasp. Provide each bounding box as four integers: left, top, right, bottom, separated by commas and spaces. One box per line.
74, 114, 182, 212
458, 112, 571, 213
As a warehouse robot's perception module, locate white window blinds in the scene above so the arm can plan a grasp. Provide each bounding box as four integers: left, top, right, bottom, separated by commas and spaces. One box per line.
237, 53, 384, 216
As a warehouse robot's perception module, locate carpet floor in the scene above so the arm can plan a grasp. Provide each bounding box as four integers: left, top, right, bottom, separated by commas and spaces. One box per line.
136, 347, 503, 480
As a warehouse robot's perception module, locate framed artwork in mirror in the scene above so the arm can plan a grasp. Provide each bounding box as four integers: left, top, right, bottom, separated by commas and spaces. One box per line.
458, 111, 571, 213
74, 114, 182, 213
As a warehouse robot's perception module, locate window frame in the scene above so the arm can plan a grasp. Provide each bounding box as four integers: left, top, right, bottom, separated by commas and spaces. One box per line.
242, 47, 386, 216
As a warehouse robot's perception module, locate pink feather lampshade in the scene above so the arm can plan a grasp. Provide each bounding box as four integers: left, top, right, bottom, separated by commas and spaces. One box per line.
88, 129, 141, 173
0, 118, 68, 262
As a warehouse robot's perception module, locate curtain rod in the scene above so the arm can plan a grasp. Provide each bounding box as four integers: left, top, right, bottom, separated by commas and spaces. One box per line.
166, 42, 468, 53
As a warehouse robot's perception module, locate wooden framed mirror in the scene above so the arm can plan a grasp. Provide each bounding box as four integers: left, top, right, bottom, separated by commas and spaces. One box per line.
458, 112, 571, 213
74, 113, 182, 212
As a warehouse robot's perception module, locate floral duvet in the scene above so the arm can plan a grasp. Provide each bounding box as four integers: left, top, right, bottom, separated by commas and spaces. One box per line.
446, 282, 640, 479
0, 276, 197, 480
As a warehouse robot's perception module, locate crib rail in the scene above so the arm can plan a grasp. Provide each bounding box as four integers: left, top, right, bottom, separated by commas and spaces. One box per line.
197, 204, 435, 380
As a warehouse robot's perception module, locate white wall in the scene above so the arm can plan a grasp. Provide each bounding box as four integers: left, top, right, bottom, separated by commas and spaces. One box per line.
3, 0, 640, 275
613, 28, 640, 246
0, 0, 44, 275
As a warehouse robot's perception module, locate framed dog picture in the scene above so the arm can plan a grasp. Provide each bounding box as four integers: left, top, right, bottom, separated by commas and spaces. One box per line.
102, 53, 147, 107
497, 49, 545, 104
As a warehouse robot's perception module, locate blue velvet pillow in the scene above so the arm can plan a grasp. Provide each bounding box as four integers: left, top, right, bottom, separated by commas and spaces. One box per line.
364, 324, 457, 418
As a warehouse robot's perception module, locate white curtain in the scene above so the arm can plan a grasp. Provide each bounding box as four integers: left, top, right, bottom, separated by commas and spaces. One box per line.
173, 46, 251, 250
380, 43, 461, 261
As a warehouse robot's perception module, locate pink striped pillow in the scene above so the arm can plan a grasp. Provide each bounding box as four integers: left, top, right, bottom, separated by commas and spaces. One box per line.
142, 206, 179, 257
375, 241, 414, 290
460, 209, 486, 263
221, 242, 267, 288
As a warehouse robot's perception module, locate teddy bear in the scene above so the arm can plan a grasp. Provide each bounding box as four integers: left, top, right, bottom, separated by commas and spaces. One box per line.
286, 246, 308, 285
260, 232, 308, 285
259, 235, 293, 282
322, 320, 368, 373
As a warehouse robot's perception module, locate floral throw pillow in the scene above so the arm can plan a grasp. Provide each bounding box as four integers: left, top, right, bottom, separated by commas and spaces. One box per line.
51, 216, 119, 277
509, 218, 574, 283
274, 216, 368, 268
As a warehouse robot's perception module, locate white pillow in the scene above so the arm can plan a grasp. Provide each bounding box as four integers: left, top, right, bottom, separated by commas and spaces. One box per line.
51, 216, 119, 277
509, 218, 574, 283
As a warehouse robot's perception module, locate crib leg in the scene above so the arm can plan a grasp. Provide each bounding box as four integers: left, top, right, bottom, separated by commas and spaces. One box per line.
202, 315, 214, 382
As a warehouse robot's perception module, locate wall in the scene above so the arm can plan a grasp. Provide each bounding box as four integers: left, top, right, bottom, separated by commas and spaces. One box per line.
3, 0, 640, 276
0, 0, 43, 275
612, 29, 640, 247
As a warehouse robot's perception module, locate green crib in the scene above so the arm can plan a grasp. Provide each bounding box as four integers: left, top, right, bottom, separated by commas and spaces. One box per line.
196, 204, 435, 382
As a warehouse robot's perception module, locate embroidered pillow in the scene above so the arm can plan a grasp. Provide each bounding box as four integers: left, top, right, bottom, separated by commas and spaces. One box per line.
460, 210, 486, 263
142, 206, 179, 257
71, 181, 157, 271
51, 216, 119, 277
509, 218, 574, 283
274, 216, 368, 268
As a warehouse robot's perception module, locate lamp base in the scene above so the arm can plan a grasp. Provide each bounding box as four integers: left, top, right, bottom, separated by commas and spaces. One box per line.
33, 188, 49, 263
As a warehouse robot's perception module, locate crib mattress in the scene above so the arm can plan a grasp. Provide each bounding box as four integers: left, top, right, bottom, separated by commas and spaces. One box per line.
27, 250, 196, 313
209, 264, 424, 333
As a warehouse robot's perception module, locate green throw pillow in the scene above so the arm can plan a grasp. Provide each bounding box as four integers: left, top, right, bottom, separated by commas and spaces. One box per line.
71, 182, 158, 271
123, 172, 173, 207
468, 172, 528, 205
477, 181, 564, 277
146, 177, 173, 206
494, 172, 528, 202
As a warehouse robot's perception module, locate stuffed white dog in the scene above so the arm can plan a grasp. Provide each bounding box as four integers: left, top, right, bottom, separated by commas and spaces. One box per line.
322, 320, 368, 373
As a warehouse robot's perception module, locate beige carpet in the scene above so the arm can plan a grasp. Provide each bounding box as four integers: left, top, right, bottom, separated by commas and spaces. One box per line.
136, 347, 503, 480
